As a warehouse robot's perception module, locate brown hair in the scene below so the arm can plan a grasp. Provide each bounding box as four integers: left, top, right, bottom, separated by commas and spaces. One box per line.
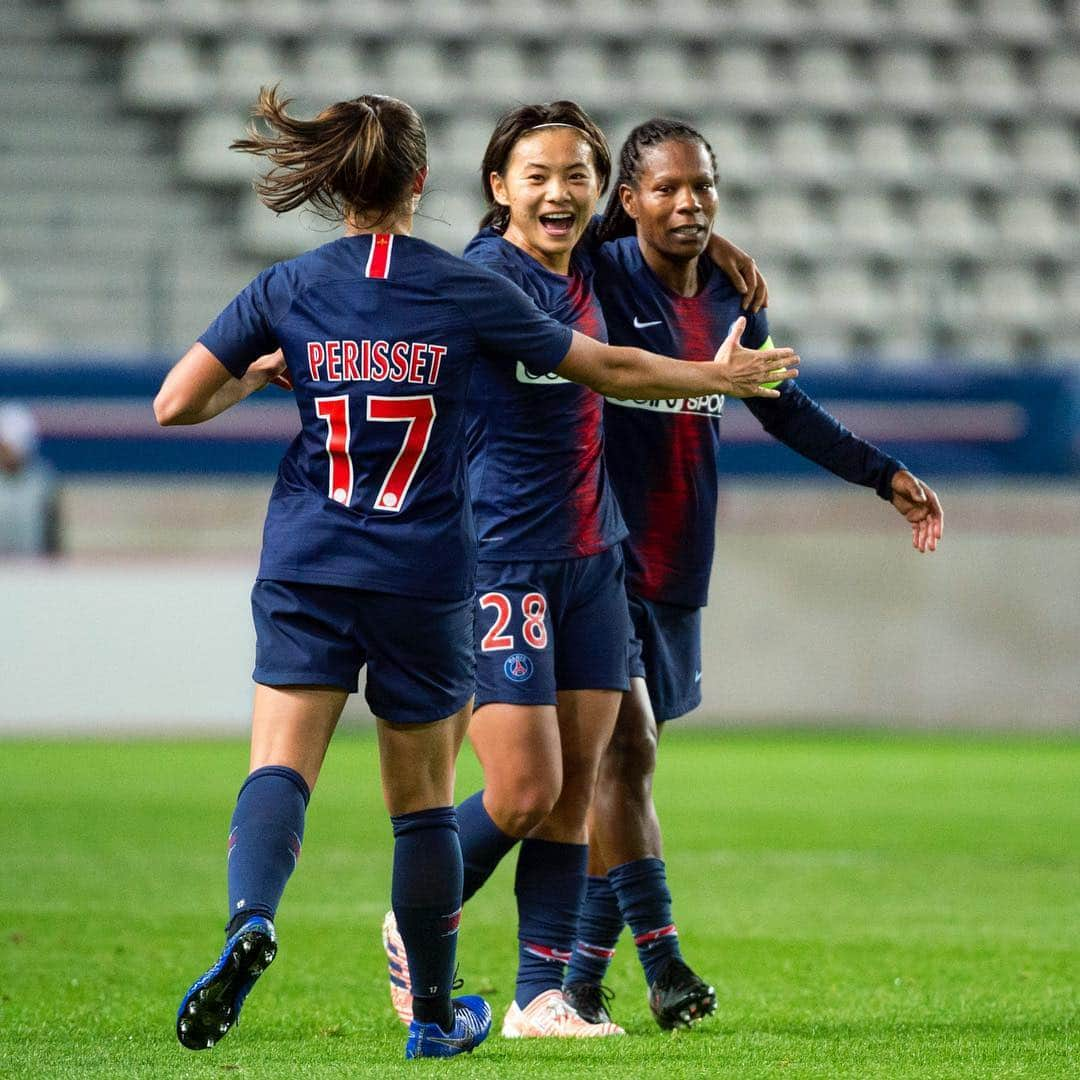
231, 86, 427, 226
479, 100, 611, 233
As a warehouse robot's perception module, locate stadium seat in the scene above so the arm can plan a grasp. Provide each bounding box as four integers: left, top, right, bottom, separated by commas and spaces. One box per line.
432, 113, 498, 179
377, 40, 457, 110
792, 46, 868, 114
851, 119, 929, 187
728, 0, 806, 42
916, 193, 996, 258
953, 50, 1030, 118
834, 193, 913, 260
239, 190, 341, 258
892, 0, 971, 43
466, 42, 536, 104
623, 45, 697, 110
215, 40, 290, 107
1037, 50, 1080, 113
769, 120, 847, 185
935, 123, 1013, 187
178, 112, 252, 186
874, 48, 948, 115
976, 0, 1059, 46
1014, 123, 1080, 187
123, 37, 209, 111
414, 190, 485, 255
233, 0, 311, 35
997, 195, 1073, 259
697, 116, 766, 187
66, 0, 153, 36
547, 43, 613, 102
805, 0, 887, 41
319, 0, 406, 34
703, 45, 789, 113
294, 40, 368, 102
750, 191, 832, 260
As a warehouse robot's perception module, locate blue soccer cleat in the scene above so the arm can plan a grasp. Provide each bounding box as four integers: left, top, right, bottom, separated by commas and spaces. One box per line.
176, 915, 277, 1050
404, 995, 492, 1059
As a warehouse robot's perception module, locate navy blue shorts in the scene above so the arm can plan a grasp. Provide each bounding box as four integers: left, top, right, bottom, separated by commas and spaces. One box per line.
626, 593, 702, 722
251, 579, 475, 724
473, 548, 631, 708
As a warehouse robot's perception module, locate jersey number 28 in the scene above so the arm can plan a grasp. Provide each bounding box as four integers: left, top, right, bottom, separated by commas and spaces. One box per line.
314, 394, 436, 513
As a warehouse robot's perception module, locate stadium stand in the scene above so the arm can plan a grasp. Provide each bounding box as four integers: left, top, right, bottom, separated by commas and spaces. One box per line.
0, 0, 1076, 363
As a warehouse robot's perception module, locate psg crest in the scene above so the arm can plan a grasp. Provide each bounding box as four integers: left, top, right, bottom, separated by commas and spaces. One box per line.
503, 653, 534, 683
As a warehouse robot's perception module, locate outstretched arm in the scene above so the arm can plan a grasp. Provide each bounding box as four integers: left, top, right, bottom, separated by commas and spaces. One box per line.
556, 316, 798, 401
154, 345, 286, 426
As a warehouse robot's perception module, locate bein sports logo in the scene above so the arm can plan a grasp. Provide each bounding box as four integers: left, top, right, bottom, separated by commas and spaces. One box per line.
605, 393, 725, 417
503, 653, 534, 683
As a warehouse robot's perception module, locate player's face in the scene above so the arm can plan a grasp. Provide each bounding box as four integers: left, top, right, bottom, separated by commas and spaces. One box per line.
491, 128, 601, 274
621, 140, 718, 263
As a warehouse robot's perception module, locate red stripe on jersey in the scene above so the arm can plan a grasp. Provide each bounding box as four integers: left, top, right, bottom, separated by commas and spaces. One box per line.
366, 233, 394, 278
634, 923, 677, 947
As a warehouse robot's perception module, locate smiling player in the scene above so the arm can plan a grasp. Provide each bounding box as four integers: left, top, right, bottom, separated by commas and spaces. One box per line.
560, 119, 944, 1031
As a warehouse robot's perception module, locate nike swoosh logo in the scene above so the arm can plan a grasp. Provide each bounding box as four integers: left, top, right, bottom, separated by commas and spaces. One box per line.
425, 1032, 474, 1050
694, 671, 702, 682
633, 316, 662, 329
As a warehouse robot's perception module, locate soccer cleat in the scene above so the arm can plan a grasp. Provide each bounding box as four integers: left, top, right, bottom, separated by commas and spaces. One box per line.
404, 995, 492, 1059
647, 956, 716, 1031
562, 981, 617, 1026
501, 988, 625, 1038
381, 909, 414, 1026
176, 916, 277, 1050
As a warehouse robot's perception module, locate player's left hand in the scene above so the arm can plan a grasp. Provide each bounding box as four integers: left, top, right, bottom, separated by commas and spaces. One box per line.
707, 234, 768, 313
890, 470, 943, 553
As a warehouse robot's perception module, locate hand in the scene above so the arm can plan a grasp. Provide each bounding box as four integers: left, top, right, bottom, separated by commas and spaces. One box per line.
890, 470, 943, 553
242, 349, 289, 393
707, 234, 768, 313
713, 316, 798, 399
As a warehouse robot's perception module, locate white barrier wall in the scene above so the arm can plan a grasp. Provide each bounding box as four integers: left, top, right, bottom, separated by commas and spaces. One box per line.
1, 484, 1077, 733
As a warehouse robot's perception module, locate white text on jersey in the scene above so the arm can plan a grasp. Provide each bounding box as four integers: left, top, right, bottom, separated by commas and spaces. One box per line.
307, 340, 447, 385
605, 393, 725, 417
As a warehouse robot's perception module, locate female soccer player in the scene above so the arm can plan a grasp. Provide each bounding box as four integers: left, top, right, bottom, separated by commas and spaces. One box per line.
382, 101, 796, 1039
559, 118, 944, 1031
160, 91, 799, 1059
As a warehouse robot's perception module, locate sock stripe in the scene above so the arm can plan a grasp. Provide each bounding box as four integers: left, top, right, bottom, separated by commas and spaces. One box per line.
634, 924, 678, 947
522, 941, 572, 964
576, 940, 617, 961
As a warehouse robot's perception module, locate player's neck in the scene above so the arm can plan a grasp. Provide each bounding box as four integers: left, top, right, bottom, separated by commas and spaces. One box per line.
501, 226, 572, 276
639, 242, 699, 297
344, 208, 414, 237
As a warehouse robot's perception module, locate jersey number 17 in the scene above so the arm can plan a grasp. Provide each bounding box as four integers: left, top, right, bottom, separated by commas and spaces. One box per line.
315, 394, 436, 513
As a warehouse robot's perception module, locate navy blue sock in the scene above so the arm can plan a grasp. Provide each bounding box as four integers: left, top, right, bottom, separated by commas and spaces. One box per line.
564, 875, 624, 987
391, 806, 463, 1032
608, 857, 682, 986
457, 790, 519, 902
514, 838, 588, 1008
225, 765, 309, 936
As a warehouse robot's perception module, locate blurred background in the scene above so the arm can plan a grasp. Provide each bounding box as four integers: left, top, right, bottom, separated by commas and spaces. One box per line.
1, 0, 1077, 732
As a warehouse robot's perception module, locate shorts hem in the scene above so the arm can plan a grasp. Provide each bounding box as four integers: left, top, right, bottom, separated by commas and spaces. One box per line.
653, 693, 702, 723
367, 690, 475, 726
475, 693, 558, 710
253, 668, 358, 693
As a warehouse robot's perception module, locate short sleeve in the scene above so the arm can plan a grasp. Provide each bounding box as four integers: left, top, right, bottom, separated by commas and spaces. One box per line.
452, 263, 573, 376
198, 266, 291, 378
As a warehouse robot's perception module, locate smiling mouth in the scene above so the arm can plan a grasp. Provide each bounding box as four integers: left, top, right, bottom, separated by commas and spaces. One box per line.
670, 224, 707, 239
539, 212, 576, 237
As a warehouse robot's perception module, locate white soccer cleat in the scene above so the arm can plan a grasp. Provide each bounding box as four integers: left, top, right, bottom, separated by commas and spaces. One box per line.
381, 910, 414, 1026
501, 988, 625, 1038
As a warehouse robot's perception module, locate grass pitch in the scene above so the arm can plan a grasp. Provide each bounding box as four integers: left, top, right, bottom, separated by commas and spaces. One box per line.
1, 730, 1077, 1078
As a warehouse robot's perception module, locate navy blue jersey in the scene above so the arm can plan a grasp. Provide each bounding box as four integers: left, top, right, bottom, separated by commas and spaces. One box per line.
595, 235, 902, 608
461, 232, 627, 562
200, 232, 572, 601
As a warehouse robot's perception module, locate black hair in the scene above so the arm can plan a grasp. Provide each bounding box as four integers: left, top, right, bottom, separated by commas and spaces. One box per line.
597, 118, 718, 242
478, 100, 611, 232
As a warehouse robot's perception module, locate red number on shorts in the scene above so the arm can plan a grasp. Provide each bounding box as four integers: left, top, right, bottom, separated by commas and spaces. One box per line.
479, 592, 513, 651
366, 395, 437, 513
521, 592, 548, 649
315, 394, 436, 513
314, 395, 354, 506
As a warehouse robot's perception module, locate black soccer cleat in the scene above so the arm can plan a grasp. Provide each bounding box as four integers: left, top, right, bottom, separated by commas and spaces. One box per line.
176, 916, 277, 1050
648, 956, 716, 1031
562, 982, 617, 1026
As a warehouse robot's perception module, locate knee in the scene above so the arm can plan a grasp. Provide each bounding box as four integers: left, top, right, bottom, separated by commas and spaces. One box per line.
485, 779, 559, 838
603, 713, 658, 788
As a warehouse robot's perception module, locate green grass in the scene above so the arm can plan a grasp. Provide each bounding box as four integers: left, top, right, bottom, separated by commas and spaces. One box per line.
1, 731, 1077, 1078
